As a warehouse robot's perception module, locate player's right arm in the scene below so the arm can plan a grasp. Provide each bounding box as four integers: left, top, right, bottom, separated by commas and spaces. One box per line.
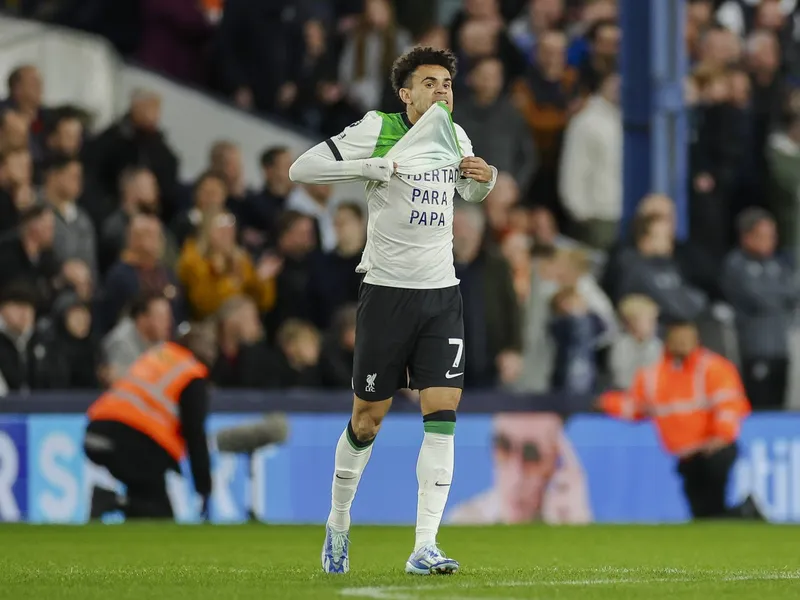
289, 112, 394, 185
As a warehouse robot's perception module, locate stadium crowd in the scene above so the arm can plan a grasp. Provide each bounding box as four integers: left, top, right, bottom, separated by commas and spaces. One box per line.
0, 0, 799, 411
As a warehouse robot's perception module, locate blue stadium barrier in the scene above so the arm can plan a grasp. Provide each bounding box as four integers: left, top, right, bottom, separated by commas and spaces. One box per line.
0, 392, 797, 525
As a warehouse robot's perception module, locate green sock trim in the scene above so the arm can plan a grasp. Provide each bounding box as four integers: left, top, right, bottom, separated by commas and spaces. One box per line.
424, 421, 456, 435
346, 422, 375, 450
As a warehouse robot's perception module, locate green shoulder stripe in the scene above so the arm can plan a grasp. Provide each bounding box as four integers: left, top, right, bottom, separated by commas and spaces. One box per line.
370, 112, 410, 158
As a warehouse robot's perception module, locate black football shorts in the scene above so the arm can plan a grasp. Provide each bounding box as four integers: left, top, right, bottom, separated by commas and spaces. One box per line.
352, 283, 465, 400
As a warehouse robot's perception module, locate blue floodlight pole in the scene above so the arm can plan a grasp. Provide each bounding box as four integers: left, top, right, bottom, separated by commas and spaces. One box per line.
620, 0, 688, 239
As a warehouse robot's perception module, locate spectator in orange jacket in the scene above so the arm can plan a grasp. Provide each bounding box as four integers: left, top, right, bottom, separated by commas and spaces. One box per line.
599, 319, 764, 521
177, 210, 279, 320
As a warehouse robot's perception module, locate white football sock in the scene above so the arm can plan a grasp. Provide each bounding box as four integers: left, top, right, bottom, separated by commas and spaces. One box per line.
414, 431, 455, 551
327, 426, 373, 532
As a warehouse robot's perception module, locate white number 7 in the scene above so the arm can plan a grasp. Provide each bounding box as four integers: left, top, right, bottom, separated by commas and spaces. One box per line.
448, 338, 463, 368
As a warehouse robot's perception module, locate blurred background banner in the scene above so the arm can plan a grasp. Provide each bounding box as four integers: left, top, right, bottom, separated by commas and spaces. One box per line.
1, 408, 799, 525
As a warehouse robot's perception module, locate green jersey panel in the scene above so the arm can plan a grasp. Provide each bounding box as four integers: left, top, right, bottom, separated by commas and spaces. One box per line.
370, 112, 411, 159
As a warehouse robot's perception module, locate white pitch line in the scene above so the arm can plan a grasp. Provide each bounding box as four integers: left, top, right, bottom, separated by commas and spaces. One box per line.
340, 587, 520, 600
340, 587, 415, 600
340, 570, 800, 599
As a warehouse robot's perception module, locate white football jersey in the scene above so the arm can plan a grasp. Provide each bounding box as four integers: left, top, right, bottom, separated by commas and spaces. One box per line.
325, 107, 495, 289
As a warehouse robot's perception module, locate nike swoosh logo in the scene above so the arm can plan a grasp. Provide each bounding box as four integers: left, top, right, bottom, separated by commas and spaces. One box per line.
434, 482, 451, 487
335, 475, 356, 480
445, 371, 463, 379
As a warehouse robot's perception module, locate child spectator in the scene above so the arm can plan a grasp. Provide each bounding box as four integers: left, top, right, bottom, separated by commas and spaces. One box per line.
558, 248, 618, 346
50, 290, 99, 389
275, 318, 324, 388
609, 294, 663, 389
549, 286, 605, 394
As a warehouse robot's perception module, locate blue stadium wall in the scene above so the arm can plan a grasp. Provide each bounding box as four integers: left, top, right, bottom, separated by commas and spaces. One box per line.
0, 396, 798, 524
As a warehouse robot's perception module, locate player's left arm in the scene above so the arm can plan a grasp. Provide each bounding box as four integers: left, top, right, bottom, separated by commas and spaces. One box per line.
455, 124, 497, 203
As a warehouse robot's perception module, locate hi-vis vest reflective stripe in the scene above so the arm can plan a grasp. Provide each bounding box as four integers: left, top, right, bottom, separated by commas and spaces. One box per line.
87, 342, 208, 461
622, 352, 712, 419
603, 349, 751, 455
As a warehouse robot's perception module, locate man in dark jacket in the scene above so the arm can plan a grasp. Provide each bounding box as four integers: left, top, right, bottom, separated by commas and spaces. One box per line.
212, 295, 280, 389
86, 90, 180, 223
617, 215, 709, 324
40, 107, 110, 231
0, 144, 34, 235
456, 57, 537, 195
308, 202, 365, 330
99, 166, 163, 274
0, 282, 62, 395
267, 211, 318, 336
603, 194, 721, 303
0, 65, 49, 162
722, 208, 798, 410
41, 154, 98, 277
0, 203, 61, 313
97, 212, 184, 334
453, 204, 523, 388
237, 147, 294, 254
766, 112, 800, 267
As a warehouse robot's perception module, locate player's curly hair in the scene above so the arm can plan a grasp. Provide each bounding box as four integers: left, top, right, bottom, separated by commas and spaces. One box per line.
390, 46, 458, 98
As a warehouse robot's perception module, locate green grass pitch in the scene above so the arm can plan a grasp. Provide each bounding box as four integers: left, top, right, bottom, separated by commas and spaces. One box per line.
0, 523, 798, 599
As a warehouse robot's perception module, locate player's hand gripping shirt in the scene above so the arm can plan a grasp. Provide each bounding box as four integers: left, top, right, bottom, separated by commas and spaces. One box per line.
289, 103, 498, 289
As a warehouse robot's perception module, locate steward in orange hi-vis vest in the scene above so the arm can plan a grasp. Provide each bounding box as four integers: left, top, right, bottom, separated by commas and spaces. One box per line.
84, 322, 217, 520
599, 320, 764, 520
89, 341, 207, 460
601, 348, 750, 456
